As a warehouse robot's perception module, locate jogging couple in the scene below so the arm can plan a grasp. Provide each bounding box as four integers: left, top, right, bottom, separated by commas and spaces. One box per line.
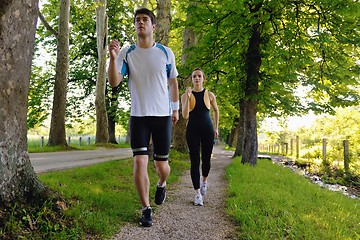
108, 8, 219, 227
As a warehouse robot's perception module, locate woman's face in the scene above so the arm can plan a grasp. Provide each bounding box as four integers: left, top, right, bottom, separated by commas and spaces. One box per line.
191, 70, 204, 86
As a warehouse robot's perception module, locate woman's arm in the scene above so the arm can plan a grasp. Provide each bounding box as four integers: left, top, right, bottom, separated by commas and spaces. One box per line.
209, 91, 219, 138
181, 87, 192, 119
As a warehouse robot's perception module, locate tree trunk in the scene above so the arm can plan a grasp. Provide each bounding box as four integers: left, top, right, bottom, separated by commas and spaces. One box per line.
241, 3, 262, 165
107, 87, 118, 144
95, 0, 109, 143
48, 0, 70, 146
0, 0, 52, 206
155, 0, 170, 45
228, 118, 239, 147
172, 6, 197, 153
234, 99, 245, 157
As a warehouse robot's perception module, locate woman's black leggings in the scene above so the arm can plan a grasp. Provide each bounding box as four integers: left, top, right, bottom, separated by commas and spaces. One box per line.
186, 125, 214, 190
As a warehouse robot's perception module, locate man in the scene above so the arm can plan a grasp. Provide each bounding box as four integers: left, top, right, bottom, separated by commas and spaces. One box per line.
108, 8, 179, 227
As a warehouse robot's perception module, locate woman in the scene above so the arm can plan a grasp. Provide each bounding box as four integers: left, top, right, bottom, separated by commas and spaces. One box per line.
181, 68, 219, 206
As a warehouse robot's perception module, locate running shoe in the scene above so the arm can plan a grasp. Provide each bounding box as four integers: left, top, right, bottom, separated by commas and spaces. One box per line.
200, 182, 207, 196
194, 194, 203, 206
155, 185, 166, 205
140, 206, 153, 227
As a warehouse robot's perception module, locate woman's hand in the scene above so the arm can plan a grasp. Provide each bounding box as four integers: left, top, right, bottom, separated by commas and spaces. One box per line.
186, 87, 192, 98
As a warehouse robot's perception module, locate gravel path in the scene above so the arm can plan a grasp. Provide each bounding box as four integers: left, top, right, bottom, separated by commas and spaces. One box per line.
112, 146, 237, 240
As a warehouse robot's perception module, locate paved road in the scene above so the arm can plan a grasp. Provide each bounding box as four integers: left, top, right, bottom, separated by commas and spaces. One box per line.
30, 148, 132, 173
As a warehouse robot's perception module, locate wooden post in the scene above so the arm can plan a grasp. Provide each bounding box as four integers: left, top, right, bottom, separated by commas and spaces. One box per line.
296, 136, 299, 159
322, 138, 327, 165
344, 140, 349, 174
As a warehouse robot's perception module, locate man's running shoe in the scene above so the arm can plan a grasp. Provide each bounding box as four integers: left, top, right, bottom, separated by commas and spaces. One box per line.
194, 194, 203, 206
200, 182, 207, 196
140, 206, 153, 227
155, 185, 166, 205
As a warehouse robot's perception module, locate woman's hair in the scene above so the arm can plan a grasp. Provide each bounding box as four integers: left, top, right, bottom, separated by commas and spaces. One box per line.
134, 8, 156, 25
192, 68, 206, 82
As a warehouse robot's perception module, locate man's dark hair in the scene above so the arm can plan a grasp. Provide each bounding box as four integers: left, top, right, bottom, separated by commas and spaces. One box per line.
134, 8, 156, 25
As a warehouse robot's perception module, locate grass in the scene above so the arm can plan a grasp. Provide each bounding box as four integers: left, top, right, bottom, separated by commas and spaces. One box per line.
0, 149, 189, 239
226, 157, 360, 239
28, 141, 130, 153
3, 144, 359, 239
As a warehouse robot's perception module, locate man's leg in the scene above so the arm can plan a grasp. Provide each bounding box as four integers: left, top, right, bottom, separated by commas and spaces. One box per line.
134, 155, 150, 207
154, 160, 170, 186
151, 116, 172, 205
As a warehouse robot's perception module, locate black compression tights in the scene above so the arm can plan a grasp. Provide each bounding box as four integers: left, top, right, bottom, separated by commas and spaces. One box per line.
186, 128, 214, 190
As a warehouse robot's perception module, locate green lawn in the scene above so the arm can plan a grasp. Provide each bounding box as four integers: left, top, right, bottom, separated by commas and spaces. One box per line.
3, 148, 359, 239
226, 157, 360, 239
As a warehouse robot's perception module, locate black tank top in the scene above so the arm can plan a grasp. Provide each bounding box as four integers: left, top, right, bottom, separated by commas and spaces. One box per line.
188, 89, 213, 129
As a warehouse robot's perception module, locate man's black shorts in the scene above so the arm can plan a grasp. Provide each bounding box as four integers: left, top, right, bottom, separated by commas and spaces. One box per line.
130, 116, 172, 161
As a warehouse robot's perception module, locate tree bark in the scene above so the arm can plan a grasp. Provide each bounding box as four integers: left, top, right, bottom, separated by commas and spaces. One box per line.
172, 6, 198, 153
241, 3, 262, 165
0, 0, 52, 206
107, 87, 118, 144
234, 99, 245, 157
228, 118, 239, 147
48, 0, 70, 146
95, 0, 109, 143
155, 0, 170, 45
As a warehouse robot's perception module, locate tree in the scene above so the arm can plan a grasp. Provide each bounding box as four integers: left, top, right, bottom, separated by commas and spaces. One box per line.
0, 0, 51, 206
95, 0, 109, 143
47, 0, 70, 146
172, 1, 197, 153
155, 0, 170, 45
175, 0, 359, 165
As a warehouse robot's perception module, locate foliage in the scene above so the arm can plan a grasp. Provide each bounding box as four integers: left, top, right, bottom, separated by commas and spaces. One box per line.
28, 65, 54, 129
259, 106, 360, 185
31, 0, 360, 146
173, 0, 360, 141
297, 107, 360, 167
226, 157, 360, 239
0, 201, 82, 240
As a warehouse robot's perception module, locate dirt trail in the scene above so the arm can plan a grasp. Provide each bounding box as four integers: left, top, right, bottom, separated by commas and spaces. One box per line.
112, 145, 237, 240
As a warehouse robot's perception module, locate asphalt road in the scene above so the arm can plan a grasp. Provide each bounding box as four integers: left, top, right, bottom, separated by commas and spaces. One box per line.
29, 148, 132, 173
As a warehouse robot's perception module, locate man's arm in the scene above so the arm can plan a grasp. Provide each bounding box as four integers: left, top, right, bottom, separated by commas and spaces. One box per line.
108, 39, 123, 87
168, 77, 179, 123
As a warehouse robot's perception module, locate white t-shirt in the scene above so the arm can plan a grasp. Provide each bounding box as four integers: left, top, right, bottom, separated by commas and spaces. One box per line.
116, 43, 178, 117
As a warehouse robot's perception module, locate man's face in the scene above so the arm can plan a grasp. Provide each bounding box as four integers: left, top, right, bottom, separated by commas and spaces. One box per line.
134, 14, 155, 37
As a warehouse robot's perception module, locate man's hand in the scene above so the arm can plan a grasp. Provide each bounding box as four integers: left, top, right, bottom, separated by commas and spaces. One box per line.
109, 39, 121, 60
172, 110, 179, 124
